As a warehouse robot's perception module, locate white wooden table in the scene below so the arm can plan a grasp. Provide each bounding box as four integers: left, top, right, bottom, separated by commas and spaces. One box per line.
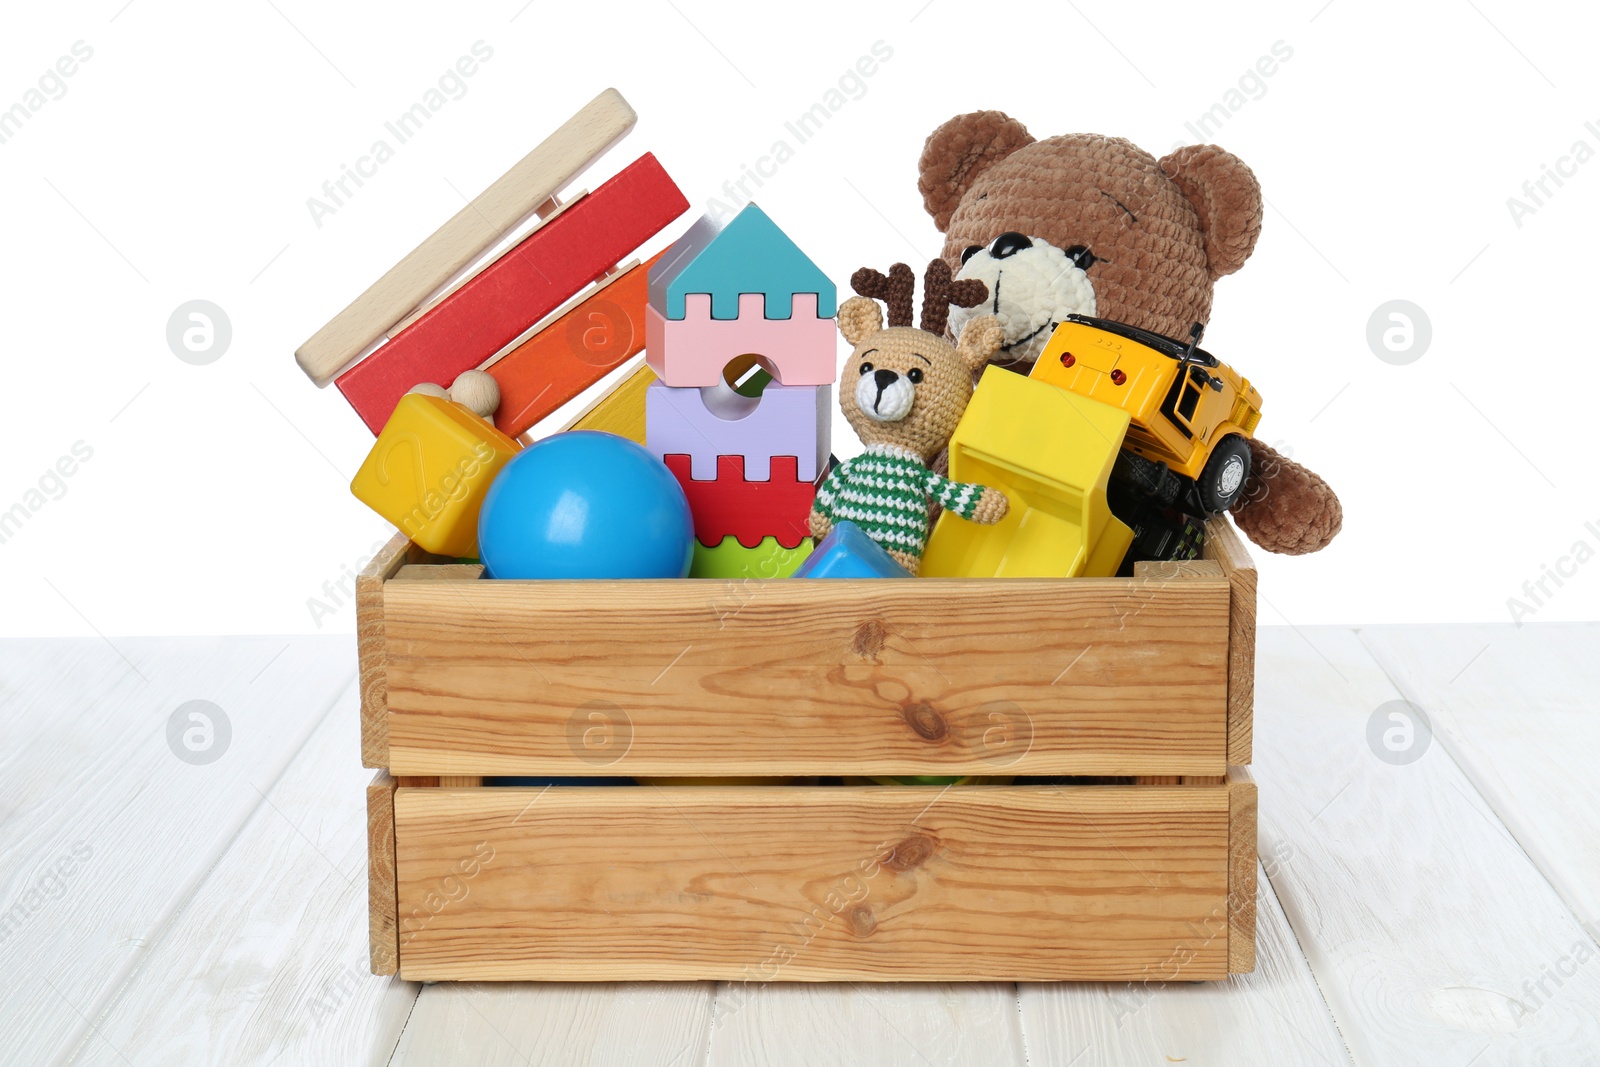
2, 625, 1597, 1066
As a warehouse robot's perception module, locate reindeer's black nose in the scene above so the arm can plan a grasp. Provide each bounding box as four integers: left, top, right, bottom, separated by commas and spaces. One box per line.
873, 368, 899, 391
990, 232, 1032, 259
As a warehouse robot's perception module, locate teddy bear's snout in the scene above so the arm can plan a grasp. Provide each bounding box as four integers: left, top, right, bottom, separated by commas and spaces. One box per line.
855, 367, 916, 422
951, 234, 1099, 365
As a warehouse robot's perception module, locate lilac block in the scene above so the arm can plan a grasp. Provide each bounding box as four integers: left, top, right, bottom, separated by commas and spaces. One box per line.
645, 379, 831, 481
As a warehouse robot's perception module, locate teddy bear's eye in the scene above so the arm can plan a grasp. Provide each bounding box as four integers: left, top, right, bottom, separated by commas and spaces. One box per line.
990, 232, 1032, 259
859, 361, 874, 375
907, 368, 924, 384
961, 244, 983, 265
1065, 244, 1098, 269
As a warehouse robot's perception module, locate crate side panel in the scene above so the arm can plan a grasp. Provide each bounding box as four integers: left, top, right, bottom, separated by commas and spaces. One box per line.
358, 532, 446, 768
1228, 766, 1258, 973
1203, 519, 1256, 765
393, 785, 1231, 982
367, 771, 399, 975
383, 578, 1231, 777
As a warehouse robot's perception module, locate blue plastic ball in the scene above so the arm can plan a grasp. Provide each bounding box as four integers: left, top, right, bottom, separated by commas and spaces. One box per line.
478, 431, 693, 579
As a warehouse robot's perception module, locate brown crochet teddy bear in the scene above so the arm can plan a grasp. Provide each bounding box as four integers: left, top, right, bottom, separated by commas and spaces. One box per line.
810, 260, 1009, 575
917, 110, 1341, 556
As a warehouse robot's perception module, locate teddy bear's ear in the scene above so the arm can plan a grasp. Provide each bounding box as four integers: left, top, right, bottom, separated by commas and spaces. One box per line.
837, 296, 883, 346
954, 315, 1005, 373
918, 111, 1035, 232
1158, 144, 1263, 279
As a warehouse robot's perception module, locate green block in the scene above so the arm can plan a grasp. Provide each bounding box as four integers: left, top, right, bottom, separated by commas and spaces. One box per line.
690, 536, 813, 579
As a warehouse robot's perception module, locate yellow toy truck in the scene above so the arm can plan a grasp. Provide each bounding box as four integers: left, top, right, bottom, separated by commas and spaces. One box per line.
1030, 316, 1262, 514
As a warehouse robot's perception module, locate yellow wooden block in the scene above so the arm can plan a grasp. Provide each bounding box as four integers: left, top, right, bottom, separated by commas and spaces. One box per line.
559, 362, 655, 444
351, 393, 520, 557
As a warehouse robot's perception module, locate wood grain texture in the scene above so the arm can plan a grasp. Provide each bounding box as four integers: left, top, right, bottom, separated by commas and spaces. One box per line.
392, 563, 484, 582
706, 982, 1028, 1066
75, 685, 418, 1066
556, 358, 655, 441
1131, 559, 1223, 579
1228, 766, 1257, 973
392, 784, 1233, 982
1253, 627, 1600, 1063
381, 575, 1231, 777
1359, 623, 1600, 936
295, 88, 636, 386
1016, 859, 1349, 1066
0, 638, 355, 1065
334, 153, 687, 434
392, 981, 714, 1067
358, 531, 441, 768
368, 772, 399, 976
1202, 518, 1256, 766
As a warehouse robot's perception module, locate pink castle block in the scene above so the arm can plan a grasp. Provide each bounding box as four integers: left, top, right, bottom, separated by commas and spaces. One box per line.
646, 293, 838, 388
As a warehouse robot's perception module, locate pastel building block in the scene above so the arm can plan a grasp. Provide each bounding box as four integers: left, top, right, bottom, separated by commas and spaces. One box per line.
664, 455, 819, 549
645, 380, 829, 482
350, 393, 520, 558
489, 252, 663, 438
794, 521, 912, 579
920, 366, 1134, 579
335, 154, 688, 435
689, 535, 813, 579
646, 212, 721, 314
648, 203, 836, 320
645, 293, 837, 388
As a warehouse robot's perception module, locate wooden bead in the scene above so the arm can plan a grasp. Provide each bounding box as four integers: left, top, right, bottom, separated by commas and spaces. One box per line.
406, 382, 449, 399
449, 370, 501, 418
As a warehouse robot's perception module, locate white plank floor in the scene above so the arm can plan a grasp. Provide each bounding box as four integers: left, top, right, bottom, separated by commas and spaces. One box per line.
2, 626, 1597, 1066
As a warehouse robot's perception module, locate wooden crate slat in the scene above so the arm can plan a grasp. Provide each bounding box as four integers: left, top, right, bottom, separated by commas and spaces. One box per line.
391, 564, 485, 582
381, 575, 1231, 777
1227, 765, 1257, 973
1203, 518, 1257, 766
357, 531, 446, 768
367, 771, 400, 975
393, 783, 1233, 982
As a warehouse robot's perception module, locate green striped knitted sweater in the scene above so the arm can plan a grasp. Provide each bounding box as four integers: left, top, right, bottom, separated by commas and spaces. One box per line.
813, 444, 990, 559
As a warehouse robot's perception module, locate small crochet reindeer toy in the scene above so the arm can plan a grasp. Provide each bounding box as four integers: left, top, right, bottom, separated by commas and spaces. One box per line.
810, 260, 1010, 575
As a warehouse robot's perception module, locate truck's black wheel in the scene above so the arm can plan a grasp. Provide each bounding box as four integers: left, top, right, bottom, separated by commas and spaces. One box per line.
1197, 436, 1252, 513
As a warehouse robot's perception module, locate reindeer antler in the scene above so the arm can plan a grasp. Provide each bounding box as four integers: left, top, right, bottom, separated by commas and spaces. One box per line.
920, 259, 988, 335
851, 263, 916, 328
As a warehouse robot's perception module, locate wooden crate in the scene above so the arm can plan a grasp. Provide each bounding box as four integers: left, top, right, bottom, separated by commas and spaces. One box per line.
359, 519, 1259, 981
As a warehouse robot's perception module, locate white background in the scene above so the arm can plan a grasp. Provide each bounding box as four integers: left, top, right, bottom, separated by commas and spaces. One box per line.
1, 0, 1595, 637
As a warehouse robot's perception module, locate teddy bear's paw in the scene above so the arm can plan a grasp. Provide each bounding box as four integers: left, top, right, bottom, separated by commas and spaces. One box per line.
1229, 441, 1342, 555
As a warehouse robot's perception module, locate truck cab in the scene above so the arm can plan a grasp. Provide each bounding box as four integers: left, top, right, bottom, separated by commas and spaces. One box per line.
1030, 315, 1263, 513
